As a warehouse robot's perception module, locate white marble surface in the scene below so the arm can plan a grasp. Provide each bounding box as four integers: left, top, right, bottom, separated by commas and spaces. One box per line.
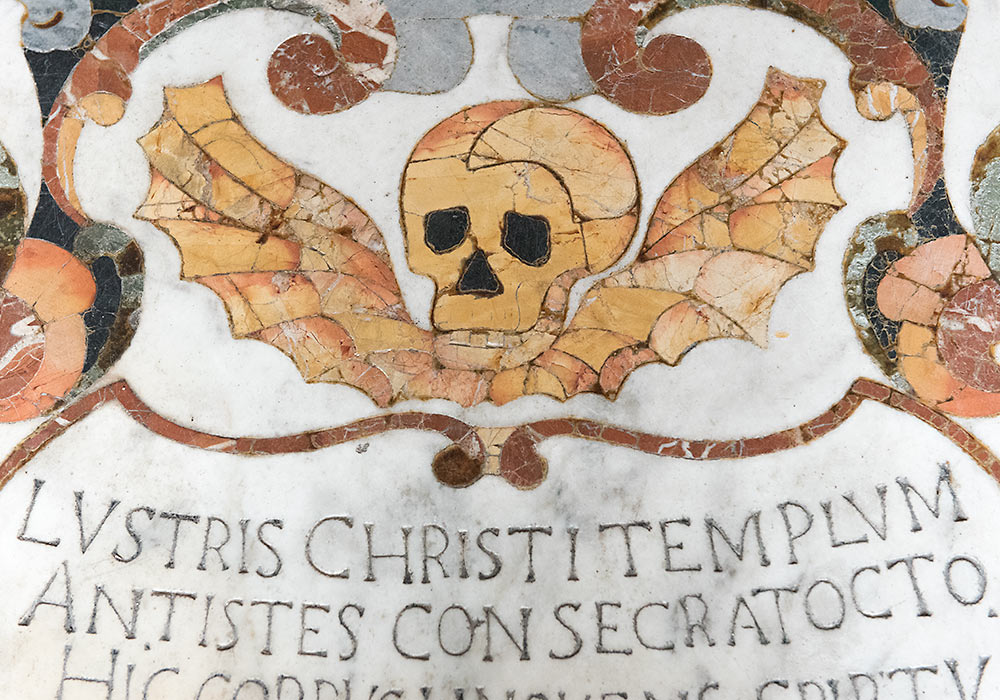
1, 401, 997, 695
0, 0, 998, 694
5, 6, 914, 440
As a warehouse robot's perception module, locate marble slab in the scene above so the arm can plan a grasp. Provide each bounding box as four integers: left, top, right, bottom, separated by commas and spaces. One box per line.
0, 0, 998, 696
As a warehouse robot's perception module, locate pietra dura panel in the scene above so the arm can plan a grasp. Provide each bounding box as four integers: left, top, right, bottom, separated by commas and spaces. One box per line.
0, 0, 999, 695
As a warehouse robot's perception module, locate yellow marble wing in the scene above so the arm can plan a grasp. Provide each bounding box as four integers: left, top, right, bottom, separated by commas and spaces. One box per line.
503, 68, 847, 401
136, 77, 432, 407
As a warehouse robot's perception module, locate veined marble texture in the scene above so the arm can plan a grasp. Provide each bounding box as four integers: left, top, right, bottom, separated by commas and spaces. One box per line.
0, 0, 999, 694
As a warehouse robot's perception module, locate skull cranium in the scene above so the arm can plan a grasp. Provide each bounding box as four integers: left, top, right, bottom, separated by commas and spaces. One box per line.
401, 102, 639, 369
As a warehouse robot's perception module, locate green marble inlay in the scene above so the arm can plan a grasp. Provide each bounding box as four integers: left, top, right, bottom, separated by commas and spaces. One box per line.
0, 145, 18, 190
74, 223, 132, 259
971, 158, 1000, 276
0, 143, 26, 253
843, 212, 920, 388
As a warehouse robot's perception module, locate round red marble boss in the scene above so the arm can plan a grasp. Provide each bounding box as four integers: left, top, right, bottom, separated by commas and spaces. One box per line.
937, 279, 1000, 393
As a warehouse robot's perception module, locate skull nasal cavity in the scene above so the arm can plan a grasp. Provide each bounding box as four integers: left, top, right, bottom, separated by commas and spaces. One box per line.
457, 249, 503, 296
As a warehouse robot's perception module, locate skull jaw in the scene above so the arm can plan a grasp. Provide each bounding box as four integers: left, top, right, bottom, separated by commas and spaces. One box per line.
434, 329, 558, 371
431, 289, 543, 333
431, 291, 555, 371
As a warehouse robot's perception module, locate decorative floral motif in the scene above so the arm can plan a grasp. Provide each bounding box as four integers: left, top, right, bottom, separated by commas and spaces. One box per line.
267, 0, 396, 114
500, 68, 846, 402
892, 0, 967, 31
853, 119, 1000, 419
1, 0, 995, 491
136, 70, 842, 409
0, 144, 142, 422
580, 0, 712, 115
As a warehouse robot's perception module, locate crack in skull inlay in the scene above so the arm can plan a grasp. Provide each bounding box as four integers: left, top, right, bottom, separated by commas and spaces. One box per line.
402, 101, 639, 340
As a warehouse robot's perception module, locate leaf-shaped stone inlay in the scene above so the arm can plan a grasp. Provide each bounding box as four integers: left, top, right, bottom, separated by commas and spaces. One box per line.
138, 72, 847, 408
520, 68, 847, 403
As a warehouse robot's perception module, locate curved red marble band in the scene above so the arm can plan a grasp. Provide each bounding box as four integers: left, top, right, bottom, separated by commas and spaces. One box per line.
581, 0, 713, 116
1, 378, 996, 493
810, 0, 945, 212
581, 0, 944, 212
268, 14, 396, 116
46, 0, 945, 226
42, 0, 395, 225
500, 379, 1000, 488
0, 381, 486, 491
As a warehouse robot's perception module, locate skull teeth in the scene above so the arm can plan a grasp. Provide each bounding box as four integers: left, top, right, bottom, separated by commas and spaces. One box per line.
446, 330, 513, 349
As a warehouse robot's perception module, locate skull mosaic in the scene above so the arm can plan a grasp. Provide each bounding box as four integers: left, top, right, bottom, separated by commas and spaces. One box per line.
401, 101, 640, 370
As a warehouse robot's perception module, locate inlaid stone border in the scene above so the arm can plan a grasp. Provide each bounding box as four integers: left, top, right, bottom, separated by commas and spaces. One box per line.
2, 378, 996, 492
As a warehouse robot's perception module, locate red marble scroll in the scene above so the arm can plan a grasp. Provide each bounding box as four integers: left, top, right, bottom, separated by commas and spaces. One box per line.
1, 378, 996, 492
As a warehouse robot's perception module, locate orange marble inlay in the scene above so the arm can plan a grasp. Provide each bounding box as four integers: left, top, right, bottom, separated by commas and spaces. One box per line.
0, 240, 95, 421
135, 71, 847, 408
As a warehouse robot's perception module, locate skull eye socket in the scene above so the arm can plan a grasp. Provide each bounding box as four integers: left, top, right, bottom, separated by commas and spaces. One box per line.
424, 207, 470, 253
502, 211, 551, 266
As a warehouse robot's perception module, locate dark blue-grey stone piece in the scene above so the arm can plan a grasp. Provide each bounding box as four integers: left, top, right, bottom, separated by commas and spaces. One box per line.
508, 18, 594, 103
892, 0, 966, 31
383, 18, 473, 94
20, 0, 93, 52
382, 0, 593, 20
